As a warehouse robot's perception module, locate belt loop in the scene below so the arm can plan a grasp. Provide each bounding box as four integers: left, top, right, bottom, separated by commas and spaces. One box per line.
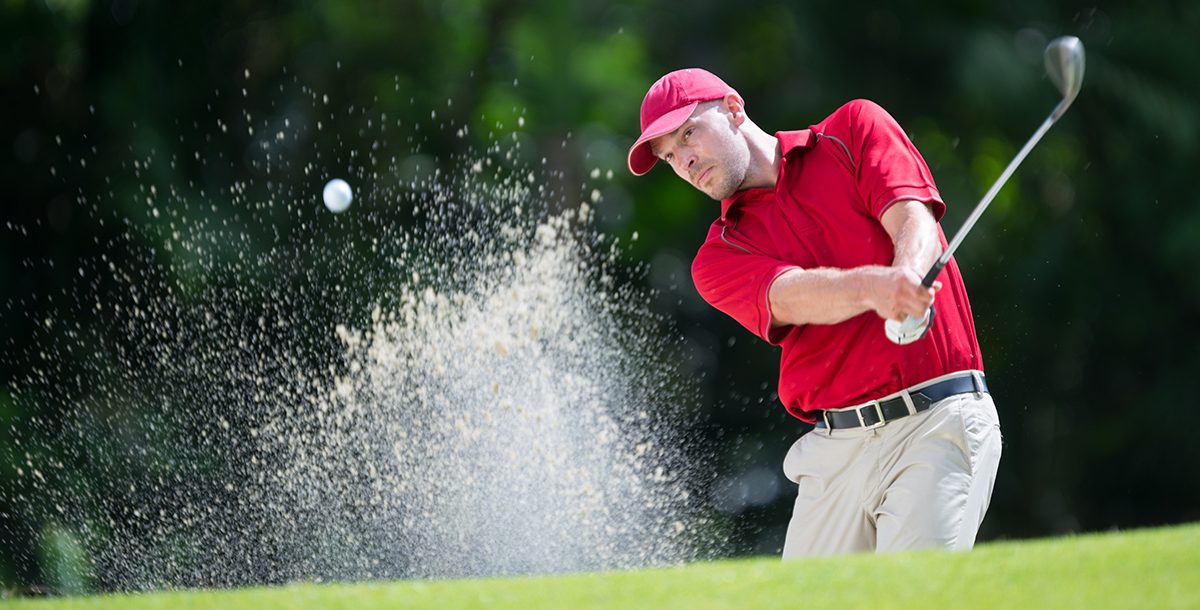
822, 410, 833, 432
971, 371, 984, 398
900, 390, 917, 416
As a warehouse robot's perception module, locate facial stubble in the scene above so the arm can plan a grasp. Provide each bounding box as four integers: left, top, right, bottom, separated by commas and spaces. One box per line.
702, 139, 750, 201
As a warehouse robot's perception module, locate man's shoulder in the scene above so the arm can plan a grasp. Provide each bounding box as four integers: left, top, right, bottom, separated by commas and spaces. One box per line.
814, 99, 891, 132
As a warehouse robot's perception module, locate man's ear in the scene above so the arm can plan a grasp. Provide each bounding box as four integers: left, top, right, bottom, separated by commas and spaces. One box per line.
723, 92, 747, 126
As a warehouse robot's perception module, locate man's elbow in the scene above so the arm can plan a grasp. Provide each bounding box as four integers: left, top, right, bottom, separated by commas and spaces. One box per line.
767, 269, 804, 326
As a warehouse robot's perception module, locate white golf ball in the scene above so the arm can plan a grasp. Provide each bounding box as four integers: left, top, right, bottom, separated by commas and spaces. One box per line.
322, 178, 353, 213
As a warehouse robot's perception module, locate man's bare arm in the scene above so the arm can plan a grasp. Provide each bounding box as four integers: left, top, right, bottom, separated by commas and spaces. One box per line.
767, 200, 942, 327
881, 200, 941, 277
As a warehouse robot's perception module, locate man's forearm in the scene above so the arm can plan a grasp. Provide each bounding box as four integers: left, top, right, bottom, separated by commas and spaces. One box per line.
768, 266, 890, 326
885, 200, 942, 275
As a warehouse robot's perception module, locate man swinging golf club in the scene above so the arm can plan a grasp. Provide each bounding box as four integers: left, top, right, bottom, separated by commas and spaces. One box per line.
627, 39, 1082, 556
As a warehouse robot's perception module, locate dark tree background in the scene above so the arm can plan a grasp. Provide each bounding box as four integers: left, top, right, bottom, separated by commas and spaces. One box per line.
2, 0, 1198, 593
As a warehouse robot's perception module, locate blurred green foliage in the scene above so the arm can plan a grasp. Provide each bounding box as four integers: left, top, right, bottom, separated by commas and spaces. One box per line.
2, 0, 1199, 593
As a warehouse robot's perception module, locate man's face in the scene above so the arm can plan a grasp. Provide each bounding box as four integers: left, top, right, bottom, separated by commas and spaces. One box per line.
649, 100, 750, 201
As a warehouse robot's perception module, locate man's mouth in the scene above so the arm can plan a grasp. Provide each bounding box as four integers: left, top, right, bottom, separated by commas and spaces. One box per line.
695, 166, 712, 186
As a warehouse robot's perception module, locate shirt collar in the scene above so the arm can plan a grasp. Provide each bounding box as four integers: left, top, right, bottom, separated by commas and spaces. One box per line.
720, 129, 817, 219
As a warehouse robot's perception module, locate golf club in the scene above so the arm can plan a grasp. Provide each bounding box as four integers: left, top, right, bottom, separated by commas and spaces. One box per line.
886, 35, 1086, 344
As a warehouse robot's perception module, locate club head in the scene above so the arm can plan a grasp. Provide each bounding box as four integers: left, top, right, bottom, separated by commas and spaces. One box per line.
1045, 36, 1085, 112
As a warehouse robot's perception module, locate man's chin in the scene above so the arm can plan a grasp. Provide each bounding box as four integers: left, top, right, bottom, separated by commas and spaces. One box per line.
701, 185, 736, 201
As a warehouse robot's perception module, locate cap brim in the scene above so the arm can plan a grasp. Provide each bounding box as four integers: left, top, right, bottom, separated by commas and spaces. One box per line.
627, 102, 699, 176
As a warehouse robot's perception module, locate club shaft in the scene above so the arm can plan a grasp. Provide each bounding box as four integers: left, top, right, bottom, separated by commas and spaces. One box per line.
920, 102, 1065, 287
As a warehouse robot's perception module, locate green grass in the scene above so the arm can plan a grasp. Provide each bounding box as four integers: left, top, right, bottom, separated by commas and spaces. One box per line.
9, 523, 1200, 609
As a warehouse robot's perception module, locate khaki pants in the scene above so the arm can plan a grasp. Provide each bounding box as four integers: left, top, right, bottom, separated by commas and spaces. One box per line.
781, 389, 1002, 557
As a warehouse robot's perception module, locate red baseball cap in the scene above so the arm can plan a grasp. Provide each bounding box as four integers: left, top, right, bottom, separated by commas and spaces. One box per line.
627, 68, 738, 176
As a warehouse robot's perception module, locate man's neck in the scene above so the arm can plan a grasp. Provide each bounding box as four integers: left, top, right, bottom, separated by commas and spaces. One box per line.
739, 129, 781, 190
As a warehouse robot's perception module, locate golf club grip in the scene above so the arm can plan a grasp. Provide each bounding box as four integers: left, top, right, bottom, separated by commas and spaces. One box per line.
920, 259, 947, 288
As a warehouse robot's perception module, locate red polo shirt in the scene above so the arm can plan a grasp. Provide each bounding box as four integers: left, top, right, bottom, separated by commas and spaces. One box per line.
691, 99, 983, 422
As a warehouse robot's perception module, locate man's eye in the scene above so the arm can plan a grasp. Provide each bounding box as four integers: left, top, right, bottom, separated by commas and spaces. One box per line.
664, 153, 673, 162
683, 128, 693, 140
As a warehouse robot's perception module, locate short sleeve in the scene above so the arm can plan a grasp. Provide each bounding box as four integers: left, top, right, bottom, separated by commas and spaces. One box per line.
841, 99, 946, 221
691, 226, 799, 345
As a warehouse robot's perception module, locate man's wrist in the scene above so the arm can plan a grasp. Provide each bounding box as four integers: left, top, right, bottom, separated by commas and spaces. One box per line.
852, 266, 886, 312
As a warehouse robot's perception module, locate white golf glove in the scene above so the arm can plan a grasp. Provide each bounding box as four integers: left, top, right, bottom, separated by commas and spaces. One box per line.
884, 304, 935, 345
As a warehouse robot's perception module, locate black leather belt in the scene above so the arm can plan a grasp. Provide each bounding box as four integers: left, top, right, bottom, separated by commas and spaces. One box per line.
818, 373, 988, 431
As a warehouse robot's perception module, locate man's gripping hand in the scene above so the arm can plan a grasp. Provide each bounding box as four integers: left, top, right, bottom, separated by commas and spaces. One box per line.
860, 265, 941, 324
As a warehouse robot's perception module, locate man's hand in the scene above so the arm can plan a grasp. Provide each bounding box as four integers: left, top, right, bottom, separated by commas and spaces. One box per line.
861, 265, 942, 323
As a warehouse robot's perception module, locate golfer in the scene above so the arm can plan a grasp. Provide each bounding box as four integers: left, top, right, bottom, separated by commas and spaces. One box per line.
628, 68, 1002, 556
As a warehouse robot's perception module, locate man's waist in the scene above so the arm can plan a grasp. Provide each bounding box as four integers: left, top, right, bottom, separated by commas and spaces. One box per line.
815, 370, 988, 430
778, 320, 984, 416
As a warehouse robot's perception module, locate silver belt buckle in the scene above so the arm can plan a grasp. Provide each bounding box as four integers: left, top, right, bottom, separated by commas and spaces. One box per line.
857, 400, 886, 430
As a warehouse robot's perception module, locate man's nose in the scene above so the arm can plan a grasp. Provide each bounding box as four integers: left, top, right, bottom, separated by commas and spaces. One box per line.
671, 153, 689, 173
684, 153, 696, 169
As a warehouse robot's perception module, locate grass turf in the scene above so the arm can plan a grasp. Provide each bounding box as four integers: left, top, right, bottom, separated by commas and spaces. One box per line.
9, 522, 1199, 609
